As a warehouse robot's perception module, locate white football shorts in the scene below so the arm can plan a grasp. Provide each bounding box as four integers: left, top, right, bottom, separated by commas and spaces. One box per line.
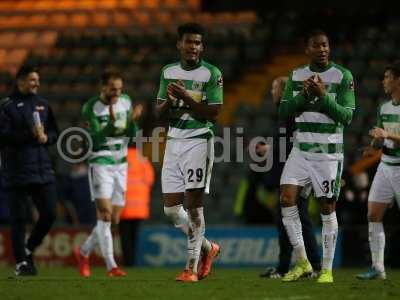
162, 138, 214, 194
88, 162, 128, 207
368, 162, 400, 206
280, 147, 343, 199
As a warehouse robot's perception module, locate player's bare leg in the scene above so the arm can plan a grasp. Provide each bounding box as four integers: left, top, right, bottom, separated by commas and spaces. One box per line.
111, 205, 124, 226
316, 197, 337, 283
357, 202, 387, 280
280, 184, 312, 282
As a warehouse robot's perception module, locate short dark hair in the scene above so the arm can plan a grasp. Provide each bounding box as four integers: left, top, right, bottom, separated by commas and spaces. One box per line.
100, 70, 123, 86
16, 65, 38, 80
305, 29, 329, 45
177, 23, 205, 40
385, 61, 400, 78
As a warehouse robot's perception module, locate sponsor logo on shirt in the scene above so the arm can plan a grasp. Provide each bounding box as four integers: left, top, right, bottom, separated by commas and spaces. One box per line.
192, 81, 203, 91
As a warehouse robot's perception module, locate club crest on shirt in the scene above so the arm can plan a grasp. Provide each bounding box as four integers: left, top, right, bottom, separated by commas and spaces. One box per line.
192, 81, 203, 91
99, 115, 108, 122
217, 76, 223, 88
98, 115, 109, 129
349, 80, 355, 91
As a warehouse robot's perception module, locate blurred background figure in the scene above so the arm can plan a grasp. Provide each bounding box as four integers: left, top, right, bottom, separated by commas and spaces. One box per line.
271, 77, 288, 105
119, 146, 154, 267
0, 169, 10, 225
0, 66, 59, 276
234, 142, 276, 224
60, 163, 96, 226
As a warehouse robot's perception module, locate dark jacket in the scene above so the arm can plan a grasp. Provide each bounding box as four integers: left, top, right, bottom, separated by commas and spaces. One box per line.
0, 89, 59, 188
266, 103, 296, 187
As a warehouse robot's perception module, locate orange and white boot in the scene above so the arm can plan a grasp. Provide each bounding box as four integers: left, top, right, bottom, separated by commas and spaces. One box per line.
108, 267, 127, 277
198, 242, 220, 280
175, 269, 198, 282
73, 247, 91, 278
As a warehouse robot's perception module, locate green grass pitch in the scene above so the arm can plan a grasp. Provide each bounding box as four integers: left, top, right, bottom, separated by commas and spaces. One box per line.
1, 267, 399, 300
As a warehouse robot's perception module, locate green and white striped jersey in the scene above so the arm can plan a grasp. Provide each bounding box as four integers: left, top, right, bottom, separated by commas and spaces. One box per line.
281, 62, 355, 160
377, 100, 400, 165
82, 94, 137, 165
157, 60, 223, 139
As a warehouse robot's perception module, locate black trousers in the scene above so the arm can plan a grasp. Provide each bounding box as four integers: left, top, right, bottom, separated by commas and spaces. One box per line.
119, 219, 140, 267
8, 183, 57, 264
277, 196, 321, 274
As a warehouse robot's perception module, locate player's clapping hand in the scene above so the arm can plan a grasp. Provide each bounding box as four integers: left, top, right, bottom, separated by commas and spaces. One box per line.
369, 127, 388, 139
166, 82, 177, 103
303, 78, 313, 98
168, 80, 189, 101
109, 102, 116, 124
307, 75, 326, 98
131, 103, 143, 121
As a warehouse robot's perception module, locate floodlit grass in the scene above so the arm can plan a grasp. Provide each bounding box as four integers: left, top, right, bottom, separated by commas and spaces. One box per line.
1, 267, 399, 300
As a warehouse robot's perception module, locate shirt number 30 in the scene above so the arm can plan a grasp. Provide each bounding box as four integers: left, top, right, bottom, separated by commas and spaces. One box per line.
322, 180, 336, 194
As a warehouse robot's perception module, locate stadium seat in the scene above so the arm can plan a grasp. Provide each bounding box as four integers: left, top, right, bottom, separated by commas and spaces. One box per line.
112, 11, 131, 27
0, 32, 17, 49
16, 31, 38, 49
28, 15, 49, 28
91, 12, 110, 27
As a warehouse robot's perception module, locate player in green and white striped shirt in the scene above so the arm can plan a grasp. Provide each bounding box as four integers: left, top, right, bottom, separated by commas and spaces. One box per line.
357, 61, 400, 281
278, 30, 356, 283
75, 71, 141, 278
156, 23, 222, 282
